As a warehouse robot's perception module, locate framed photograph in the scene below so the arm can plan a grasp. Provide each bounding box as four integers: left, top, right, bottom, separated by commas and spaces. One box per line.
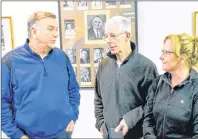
120, 0, 131, 8
58, 1, 137, 87
80, 67, 91, 85
84, 10, 110, 44
193, 11, 198, 36
65, 48, 76, 64
77, 0, 88, 10
94, 48, 104, 64
91, 0, 102, 9
64, 19, 76, 39
106, 0, 116, 8
80, 48, 90, 64
63, 0, 74, 10
1, 17, 14, 57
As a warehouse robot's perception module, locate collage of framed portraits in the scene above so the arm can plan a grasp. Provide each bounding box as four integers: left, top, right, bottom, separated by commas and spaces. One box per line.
58, 0, 137, 87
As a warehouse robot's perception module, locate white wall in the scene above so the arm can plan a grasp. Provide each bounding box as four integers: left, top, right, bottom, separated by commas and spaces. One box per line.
2, 1, 60, 48
138, 1, 198, 74
2, 1, 198, 138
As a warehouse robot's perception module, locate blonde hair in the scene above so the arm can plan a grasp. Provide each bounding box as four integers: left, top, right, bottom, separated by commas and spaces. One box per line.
164, 33, 198, 71
27, 11, 56, 37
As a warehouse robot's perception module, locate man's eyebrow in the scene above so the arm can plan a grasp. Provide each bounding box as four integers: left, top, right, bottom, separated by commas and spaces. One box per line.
47, 25, 58, 29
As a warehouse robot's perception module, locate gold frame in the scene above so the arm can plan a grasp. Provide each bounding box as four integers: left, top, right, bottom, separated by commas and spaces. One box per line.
1, 17, 14, 56
193, 11, 198, 36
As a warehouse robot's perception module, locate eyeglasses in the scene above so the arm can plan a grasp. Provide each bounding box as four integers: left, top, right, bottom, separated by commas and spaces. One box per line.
161, 49, 175, 56
103, 32, 124, 41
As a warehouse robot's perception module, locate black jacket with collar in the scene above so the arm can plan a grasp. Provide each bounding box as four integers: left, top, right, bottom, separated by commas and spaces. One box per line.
94, 42, 158, 139
143, 69, 198, 139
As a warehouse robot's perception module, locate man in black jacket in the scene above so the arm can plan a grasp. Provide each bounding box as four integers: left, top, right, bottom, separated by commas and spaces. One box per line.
94, 16, 158, 139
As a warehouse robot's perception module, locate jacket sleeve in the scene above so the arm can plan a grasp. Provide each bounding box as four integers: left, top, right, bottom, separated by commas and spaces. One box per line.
192, 93, 198, 139
1, 63, 25, 138
142, 78, 159, 139
94, 69, 104, 131
66, 56, 80, 122
123, 64, 159, 130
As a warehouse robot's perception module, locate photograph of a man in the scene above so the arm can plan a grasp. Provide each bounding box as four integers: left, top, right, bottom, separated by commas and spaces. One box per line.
87, 15, 105, 40
65, 49, 76, 64
80, 67, 91, 82
64, 19, 75, 39
94, 48, 104, 63
80, 48, 90, 64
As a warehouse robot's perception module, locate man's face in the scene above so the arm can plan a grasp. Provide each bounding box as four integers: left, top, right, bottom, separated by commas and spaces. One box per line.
92, 17, 102, 30
104, 24, 127, 55
95, 49, 102, 59
32, 17, 59, 49
81, 50, 88, 59
67, 24, 72, 30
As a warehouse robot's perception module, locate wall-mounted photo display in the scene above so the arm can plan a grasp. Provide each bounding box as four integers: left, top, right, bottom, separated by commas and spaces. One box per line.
59, 1, 137, 87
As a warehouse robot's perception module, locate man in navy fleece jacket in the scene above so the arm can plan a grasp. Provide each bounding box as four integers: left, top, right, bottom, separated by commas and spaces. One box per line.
1, 11, 80, 139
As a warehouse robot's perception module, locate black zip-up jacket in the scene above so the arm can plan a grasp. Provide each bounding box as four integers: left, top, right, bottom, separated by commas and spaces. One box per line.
143, 69, 198, 139
94, 42, 158, 139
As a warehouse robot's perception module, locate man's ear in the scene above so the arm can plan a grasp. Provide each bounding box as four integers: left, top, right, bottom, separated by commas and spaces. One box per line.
125, 32, 130, 42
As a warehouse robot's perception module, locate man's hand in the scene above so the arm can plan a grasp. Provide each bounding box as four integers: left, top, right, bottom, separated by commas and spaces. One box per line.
115, 119, 129, 136
66, 120, 75, 132
100, 126, 104, 137
21, 135, 29, 139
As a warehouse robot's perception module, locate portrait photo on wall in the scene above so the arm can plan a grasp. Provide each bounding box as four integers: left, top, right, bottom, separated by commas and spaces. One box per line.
63, 0, 74, 10
84, 10, 110, 44
65, 48, 76, 64
80, 67, 91, 83
106, 0, 116, 8
2, 17, 14, 57
80, 48, 90, 64
77, 0, 88, 10
94, 48, 104, 63
120, 0, 131, 8
64, 19, 76, 39
91, 0, 102, 9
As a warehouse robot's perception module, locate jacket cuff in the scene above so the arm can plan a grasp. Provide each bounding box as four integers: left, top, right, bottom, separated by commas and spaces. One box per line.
96, 119, 104, 131
123, 114, 134, 129
10, 129, 24, 139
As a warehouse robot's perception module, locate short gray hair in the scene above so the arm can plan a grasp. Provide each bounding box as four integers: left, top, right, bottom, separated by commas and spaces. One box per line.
105, 16, 131, 34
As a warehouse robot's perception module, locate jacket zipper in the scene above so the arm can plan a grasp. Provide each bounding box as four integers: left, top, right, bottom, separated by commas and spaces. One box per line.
42, 60, 47, 76
162, 88, 174, 139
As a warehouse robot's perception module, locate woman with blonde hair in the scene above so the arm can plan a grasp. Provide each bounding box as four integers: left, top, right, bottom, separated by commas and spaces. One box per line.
143, 33, 198, 139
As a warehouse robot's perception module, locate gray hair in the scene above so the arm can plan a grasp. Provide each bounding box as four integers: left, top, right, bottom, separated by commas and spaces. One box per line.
105, 16, 131, 34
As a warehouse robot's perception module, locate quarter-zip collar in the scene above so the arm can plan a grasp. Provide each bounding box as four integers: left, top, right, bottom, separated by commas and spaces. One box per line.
107, 41, 136, 64
161, 69, 198, 87
24, 38, 53, 59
